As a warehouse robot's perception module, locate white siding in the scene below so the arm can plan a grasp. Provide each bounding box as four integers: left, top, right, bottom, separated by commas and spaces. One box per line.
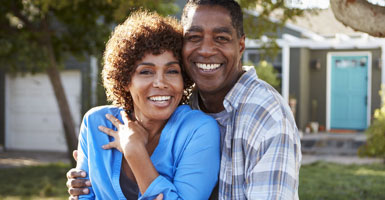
5, 70, 81, 152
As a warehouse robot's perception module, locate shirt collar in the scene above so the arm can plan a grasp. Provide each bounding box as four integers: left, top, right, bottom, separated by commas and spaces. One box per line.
190, 67, 258, 113
223, 67, 258, 112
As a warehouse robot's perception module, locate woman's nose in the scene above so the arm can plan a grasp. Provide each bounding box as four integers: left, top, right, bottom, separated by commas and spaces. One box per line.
153, 74, 168, 88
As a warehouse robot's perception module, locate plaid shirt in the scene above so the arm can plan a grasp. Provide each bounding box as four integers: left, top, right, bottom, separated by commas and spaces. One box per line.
191, 68, 301, 199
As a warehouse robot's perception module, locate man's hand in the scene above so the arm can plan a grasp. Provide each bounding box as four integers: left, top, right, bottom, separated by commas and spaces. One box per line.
66, 150, 91, 200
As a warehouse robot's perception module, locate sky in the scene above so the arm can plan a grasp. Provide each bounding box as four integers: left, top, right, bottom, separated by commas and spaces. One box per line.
285, 0, 385, 9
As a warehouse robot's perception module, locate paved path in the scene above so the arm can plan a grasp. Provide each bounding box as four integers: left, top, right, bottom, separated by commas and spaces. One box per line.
0, 150, 70, 168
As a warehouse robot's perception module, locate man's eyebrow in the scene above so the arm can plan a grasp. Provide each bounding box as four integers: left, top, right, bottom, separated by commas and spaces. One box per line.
213, 27, 232, 35
185, 26, 203, 33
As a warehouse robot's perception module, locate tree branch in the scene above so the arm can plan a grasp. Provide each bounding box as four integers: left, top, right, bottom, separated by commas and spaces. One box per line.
330, 0, 385, 37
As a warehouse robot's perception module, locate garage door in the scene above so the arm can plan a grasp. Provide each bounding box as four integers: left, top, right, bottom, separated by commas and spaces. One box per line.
5, 70, 81, 152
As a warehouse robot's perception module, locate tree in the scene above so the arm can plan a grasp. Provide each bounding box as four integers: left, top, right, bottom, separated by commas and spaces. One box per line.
0, 0, 177, 166
0, 0, 303, 166
239, 0, 304, 57
330, 0, 385, 37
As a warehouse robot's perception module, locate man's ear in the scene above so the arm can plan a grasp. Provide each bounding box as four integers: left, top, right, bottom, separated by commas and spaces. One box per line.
239, 35, 246, 55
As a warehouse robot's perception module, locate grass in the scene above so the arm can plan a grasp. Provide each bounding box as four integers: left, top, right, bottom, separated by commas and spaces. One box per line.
0, 161, 384, 199
299, 162, 385, 200
0, 163, 70, 200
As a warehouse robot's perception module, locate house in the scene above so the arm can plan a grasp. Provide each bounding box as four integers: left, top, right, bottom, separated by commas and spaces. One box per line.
0, 56, 99, 152
243, 8, 385, 132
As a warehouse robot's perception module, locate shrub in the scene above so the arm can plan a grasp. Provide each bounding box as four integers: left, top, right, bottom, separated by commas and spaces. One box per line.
359, 89, 385, 161
244, 60, 280, 91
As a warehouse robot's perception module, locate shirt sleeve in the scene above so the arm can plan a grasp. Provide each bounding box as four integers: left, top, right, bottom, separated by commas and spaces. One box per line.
139, 120, 221, 200
77, 116, 96, 200
244, 117, 301, 200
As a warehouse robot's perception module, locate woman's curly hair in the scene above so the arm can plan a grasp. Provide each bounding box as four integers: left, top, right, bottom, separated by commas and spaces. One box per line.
102, 11, 193, 112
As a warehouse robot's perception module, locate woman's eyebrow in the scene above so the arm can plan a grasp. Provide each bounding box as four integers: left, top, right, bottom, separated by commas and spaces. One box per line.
166, 61, 180, 66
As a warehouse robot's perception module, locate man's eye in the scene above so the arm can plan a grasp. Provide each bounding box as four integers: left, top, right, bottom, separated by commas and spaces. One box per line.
216, 36, 230, 42
186, 35, 201, 42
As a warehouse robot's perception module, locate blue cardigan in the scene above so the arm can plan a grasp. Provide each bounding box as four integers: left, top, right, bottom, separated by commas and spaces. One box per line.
77, 105, 220, 200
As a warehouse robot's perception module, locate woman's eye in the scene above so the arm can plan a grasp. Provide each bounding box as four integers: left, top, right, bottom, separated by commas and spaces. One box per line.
139, 70, 152, 75
167, 69, 180, 74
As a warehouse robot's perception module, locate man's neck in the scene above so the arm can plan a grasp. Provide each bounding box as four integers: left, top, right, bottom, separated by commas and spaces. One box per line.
198, 91, 226, 113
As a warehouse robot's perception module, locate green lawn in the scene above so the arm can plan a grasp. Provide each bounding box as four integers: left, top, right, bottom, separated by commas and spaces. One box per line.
0, 161, 384, 199
299, 162, 385, 200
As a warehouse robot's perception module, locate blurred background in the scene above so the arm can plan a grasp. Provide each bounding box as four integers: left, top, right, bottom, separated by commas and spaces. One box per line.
1, 0, 385, 199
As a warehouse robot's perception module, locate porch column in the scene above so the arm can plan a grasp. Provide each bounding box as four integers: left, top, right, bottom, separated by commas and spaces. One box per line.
282, 44, 290, 102
382, 45, 385, 105
90, 56, 98, 107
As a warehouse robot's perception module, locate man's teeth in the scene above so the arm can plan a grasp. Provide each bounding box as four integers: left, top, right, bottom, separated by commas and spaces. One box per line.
197, 63, 220, 70
149, 96, 171, 101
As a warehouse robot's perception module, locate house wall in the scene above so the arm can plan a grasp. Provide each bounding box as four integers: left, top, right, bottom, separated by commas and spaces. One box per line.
289, 48, 300, 125
308, 48, 382, 129
1, 56, 92, 152
0, 69, 5, 149
369, 49, 382, 118
289, 48, 311, 130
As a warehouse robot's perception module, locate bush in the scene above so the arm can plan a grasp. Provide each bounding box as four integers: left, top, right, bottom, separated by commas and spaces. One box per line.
359, 89, 385, 161
244, 60, 280, 90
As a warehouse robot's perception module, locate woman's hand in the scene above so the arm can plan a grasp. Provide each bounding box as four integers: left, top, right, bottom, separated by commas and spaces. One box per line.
99, 111, 149, 156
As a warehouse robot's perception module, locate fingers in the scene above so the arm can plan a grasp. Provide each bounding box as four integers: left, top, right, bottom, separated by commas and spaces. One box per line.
66, 178, 91, 188
154, 193, 164, 200
98, 126, 115, 136
121, 111, 130, 125
106, 113, 122, 128
69, 195, 78, 200
73, 150, 78, 162
102, 142, 116, 150
68, 187, 90, 196
66, 168, 87, 179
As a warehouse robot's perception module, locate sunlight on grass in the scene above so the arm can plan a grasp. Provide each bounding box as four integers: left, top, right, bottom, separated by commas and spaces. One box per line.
354, 168, 385, 176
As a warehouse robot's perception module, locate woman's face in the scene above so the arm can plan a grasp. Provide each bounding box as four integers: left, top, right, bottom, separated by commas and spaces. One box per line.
128, 51, 184, 122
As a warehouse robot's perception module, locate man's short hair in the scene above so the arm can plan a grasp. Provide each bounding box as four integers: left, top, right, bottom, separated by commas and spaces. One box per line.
181, 0, 244, 38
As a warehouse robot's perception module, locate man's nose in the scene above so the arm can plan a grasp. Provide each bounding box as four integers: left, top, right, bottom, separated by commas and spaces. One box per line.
197, 37, 216, 57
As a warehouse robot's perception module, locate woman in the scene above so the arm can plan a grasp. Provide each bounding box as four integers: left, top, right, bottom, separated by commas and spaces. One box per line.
76, 11, 220, 199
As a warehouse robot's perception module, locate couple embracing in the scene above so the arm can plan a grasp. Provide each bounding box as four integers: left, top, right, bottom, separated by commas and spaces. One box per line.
67, 0, 301, 199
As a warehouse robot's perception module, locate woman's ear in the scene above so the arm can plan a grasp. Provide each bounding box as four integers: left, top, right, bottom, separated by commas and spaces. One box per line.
124, 84, 130, 92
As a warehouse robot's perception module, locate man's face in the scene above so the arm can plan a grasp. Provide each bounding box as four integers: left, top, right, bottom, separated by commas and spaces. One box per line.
182, 5, 245, 96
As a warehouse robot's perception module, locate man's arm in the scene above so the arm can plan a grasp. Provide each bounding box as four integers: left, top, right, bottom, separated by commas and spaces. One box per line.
66, 150, 91, 200
244, 117, 301, 199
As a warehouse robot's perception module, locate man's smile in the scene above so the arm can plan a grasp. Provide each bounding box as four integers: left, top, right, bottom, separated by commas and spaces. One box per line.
196, 63, 222, 72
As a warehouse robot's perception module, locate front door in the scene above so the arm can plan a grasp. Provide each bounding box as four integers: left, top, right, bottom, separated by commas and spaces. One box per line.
330, 55, 368, 130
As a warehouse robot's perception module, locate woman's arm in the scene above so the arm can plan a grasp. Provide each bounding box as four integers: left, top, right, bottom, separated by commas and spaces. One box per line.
76, 116, 95, 199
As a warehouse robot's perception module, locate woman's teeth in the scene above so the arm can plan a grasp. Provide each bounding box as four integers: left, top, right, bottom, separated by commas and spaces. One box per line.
149, 96, 171, 101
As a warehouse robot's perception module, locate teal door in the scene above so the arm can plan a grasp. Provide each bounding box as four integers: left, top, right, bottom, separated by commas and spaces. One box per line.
330, 55, 368, 130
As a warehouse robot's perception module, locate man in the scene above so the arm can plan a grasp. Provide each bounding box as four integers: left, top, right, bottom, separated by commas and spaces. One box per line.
67, 0, 301, 199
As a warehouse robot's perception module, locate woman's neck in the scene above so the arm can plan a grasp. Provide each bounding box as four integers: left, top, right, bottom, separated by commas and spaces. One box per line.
131, 111, 166, 138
